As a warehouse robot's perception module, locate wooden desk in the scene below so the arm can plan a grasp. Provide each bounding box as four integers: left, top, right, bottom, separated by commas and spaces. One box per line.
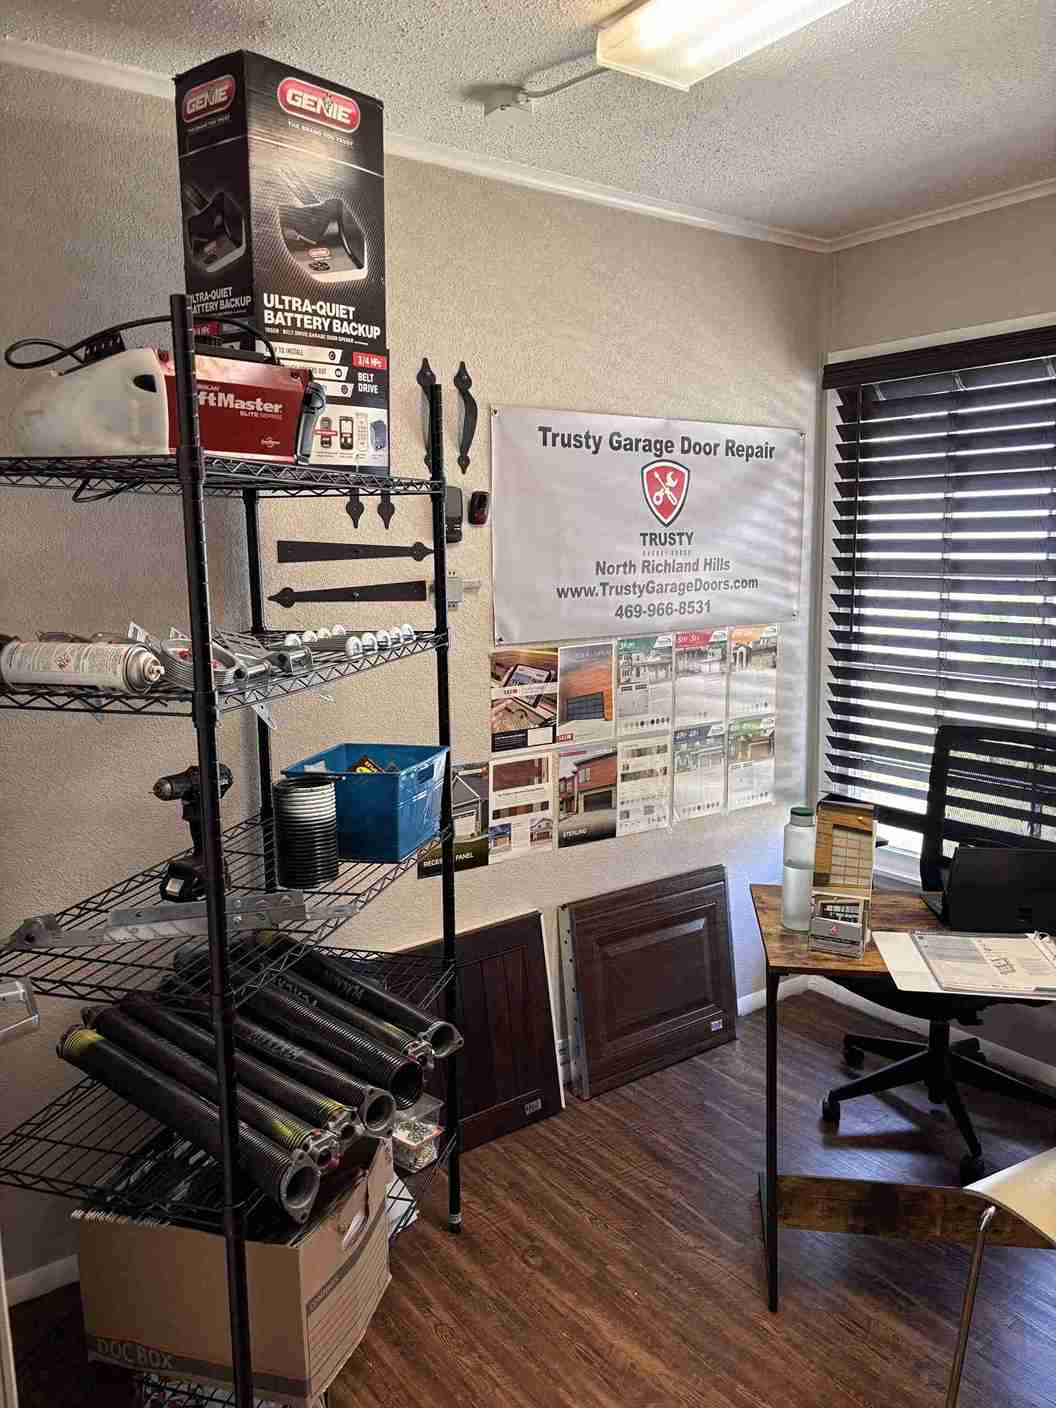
751, 884, 1048, 1312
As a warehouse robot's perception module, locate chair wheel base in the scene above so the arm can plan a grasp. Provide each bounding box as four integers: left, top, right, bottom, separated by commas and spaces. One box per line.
960, 1153, 985, 1185
843, 1044, 865, 1069
821, 1095, 841, 1126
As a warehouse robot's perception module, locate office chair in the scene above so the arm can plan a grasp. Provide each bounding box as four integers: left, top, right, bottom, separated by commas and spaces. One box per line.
945, 1147, 1056, 1407
823, 724, 1056, 1183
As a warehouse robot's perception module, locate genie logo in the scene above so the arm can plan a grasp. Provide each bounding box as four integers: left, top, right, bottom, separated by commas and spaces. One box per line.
182, 75, 236, 123
277, 78, 360, 132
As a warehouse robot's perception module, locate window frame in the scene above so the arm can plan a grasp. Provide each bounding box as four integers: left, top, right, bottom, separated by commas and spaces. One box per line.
815, 317, 1056, 878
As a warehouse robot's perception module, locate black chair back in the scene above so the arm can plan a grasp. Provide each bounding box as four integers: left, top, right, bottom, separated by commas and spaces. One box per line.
913, 725, 1056, 891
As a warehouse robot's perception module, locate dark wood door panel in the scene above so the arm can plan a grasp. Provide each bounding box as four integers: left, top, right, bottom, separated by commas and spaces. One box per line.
561, 866, 736, 1098
417, 912, 563, 1150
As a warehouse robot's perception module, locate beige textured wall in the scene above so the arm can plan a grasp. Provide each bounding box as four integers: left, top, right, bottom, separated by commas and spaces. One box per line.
0, 65, 824, 1282
830, 195, 1056, 350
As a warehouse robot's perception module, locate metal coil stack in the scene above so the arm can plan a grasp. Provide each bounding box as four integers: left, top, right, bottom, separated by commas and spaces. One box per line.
58, 934, 462, 1227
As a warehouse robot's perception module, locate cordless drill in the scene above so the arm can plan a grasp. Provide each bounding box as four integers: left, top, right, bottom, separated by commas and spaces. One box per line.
154, 764, 234, 902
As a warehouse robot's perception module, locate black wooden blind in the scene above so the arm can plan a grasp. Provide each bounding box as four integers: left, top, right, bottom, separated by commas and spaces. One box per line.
821, 326, 1056, 835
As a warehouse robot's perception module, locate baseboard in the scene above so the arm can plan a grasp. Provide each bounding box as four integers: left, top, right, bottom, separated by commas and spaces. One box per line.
6, 1252, 79, 1307
738, 975, 809, 1016
809, 977, 1056, 1091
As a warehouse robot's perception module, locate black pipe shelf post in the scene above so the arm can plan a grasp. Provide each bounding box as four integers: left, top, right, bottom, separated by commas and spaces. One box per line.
170, 293, 255, 1408
427, 380, 462, 1233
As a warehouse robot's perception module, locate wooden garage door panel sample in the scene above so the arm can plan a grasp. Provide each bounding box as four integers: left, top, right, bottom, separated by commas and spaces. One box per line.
563, 866, 735, 1098
600, 911, 720, 1042
418, 912, 562, 1151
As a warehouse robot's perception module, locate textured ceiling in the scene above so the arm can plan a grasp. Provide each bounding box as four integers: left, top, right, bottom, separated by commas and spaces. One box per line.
4, 0, 1054, 239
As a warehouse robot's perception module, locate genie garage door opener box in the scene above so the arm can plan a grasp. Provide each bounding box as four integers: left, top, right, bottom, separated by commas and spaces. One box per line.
175, 51, 389, 471
78, 1138, 392, 1406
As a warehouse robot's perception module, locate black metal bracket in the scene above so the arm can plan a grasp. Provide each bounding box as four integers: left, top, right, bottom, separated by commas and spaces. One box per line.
416, 358, 437, 470
453, 361, 478, 475
345, 488, 364, 527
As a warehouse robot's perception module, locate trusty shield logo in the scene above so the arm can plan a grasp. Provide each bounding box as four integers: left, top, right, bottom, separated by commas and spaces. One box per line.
641, 460, 690, 526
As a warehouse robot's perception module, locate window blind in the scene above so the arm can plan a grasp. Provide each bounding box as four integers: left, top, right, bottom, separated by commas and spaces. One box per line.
821, 326, 1056, 836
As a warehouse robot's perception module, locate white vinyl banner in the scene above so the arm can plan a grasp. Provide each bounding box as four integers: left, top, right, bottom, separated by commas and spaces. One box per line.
491, 407, 805, 644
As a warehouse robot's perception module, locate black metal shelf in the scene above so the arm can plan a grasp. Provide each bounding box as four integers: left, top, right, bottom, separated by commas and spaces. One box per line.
0, 812, 453, 1008
0, 629, 446, 718
0, 454, 442, 499
387, 1131, 459, 1241
0, 951, 451, 1234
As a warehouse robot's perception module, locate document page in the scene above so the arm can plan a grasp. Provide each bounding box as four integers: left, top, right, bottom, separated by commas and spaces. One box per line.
910, 930, 1056, 996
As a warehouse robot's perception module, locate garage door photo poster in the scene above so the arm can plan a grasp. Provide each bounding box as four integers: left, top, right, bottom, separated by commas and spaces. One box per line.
491, 406, 805, 645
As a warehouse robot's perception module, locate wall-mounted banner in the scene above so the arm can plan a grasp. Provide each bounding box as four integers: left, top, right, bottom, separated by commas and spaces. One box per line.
491, 407, 805, 644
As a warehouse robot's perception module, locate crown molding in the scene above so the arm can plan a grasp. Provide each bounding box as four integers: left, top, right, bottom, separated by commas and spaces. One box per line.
826, 176, 1056, 251
0, 36, 172, 98
381, 130, 828, 250
3, 36, 1053, 255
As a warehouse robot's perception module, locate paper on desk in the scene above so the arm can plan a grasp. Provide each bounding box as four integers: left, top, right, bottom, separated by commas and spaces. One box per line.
874, 930, 1056, 1000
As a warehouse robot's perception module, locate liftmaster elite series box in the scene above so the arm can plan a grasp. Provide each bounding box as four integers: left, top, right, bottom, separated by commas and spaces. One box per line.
175, 51, 389, 470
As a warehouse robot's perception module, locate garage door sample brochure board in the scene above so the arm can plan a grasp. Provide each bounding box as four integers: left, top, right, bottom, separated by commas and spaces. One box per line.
488, 751, 555, 864
417, 762, 490, 877
491, 406, 805, 645
490, 645, 559, 753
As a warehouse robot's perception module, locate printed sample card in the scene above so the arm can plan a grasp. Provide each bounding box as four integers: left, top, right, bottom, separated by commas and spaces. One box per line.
672, 723, 727, 821
728, 626, 779, 718
418, 762, 490, 877
615, 634, 674, 738
488, 749, 555, 863
556, 743, 618, 849
490, 645, 559, 754
617, 735, 672, 836
557, 641, 615, 744
674, 629, 728, 728
727, 716, 776, 811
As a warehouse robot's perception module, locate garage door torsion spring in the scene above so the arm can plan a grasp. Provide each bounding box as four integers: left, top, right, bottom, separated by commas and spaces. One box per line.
85, 1006, 338, 1169
57, 1026, 321, 1222
120, 999, 358, 1139
244, 987, 423, 1109
299, 951, 464, 1058
272, 968, 433, 1065
220, 1012, 397, 1134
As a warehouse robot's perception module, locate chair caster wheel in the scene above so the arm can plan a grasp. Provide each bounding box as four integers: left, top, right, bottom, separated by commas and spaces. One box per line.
822, 1096, 841, 1126
843, 1044, 865, 1069
960, 1154, 985, 1185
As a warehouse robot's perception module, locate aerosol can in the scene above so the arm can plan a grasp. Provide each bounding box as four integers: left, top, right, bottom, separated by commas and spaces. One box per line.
0, 639, 164, 693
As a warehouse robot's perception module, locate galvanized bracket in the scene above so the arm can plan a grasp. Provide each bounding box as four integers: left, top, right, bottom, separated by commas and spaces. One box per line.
557, 904, 589, 1100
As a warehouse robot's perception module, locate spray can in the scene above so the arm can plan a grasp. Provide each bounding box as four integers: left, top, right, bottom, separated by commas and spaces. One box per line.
0, 638, 165, 693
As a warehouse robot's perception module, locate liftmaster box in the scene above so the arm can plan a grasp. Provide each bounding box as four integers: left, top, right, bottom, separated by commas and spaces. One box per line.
79, 1138, 392, 1406
175, 51, 389, 470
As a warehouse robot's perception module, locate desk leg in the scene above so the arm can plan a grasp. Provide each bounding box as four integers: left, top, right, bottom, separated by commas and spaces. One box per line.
765, 968, 780, 1312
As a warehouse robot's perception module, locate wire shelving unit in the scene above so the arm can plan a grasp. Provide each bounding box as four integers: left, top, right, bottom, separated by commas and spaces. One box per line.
0, 294, 463, 1408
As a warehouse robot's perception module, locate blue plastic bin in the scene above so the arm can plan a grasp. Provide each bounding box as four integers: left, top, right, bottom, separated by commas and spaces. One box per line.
283, 743, 448, 863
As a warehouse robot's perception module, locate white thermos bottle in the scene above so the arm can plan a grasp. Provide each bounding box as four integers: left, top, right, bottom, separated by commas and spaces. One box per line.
781, 804, 816, 931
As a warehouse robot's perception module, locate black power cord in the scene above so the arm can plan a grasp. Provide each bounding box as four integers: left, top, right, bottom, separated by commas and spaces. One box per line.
4, 314, 279, 370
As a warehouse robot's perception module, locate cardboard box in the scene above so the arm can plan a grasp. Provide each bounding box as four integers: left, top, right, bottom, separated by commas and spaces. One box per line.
79, 1138, 392, 1406
175, 51, 388, 470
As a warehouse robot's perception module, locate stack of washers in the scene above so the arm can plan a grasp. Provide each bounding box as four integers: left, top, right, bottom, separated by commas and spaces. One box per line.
58, 948, 463, 1226
273, 775, 341, 888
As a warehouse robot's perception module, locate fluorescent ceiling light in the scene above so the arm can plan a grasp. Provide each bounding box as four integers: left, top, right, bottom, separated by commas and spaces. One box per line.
597, 0, 859, 91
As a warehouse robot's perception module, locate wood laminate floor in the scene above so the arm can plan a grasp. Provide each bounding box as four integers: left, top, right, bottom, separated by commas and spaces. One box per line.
10, 992, 1056, 1407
